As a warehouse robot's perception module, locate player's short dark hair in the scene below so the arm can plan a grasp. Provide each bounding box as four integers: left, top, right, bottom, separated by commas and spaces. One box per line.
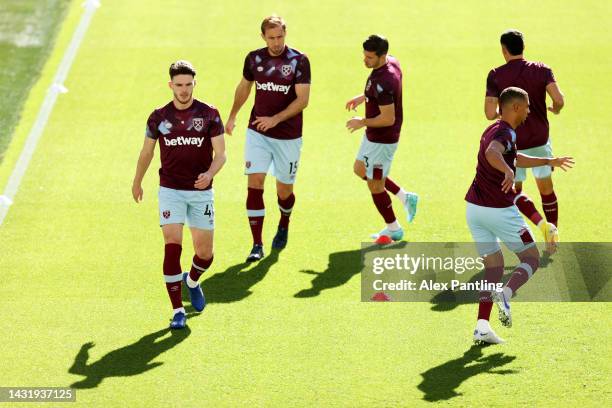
261, 15, 286, 34
499, 86, 528, 107
500, 30, 524, 56
169, 60, 196, 79
363, 34, 389, 56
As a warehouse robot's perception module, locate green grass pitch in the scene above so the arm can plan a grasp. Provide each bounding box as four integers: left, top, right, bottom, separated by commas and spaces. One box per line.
0, 0, 610, 406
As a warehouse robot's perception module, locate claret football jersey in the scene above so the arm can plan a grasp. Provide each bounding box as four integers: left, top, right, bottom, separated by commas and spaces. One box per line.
145, 99, 224, 191
242, 46, 311, 140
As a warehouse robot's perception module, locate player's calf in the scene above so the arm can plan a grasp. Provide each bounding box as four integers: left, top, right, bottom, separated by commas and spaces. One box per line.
496, 250, 540, 327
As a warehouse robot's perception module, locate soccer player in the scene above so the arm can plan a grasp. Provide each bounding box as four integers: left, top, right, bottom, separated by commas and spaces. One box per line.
225, 15, 311, 262
466, 87, 573, 345
132, 61, 226, 329
484, 30, 565, 233
346, 34, 418, 245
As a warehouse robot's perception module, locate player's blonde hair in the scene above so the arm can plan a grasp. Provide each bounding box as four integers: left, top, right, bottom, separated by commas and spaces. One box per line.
261, 15, 286, 34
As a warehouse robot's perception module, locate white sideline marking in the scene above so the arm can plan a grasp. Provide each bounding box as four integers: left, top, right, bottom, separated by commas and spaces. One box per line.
0, 0, 100, 227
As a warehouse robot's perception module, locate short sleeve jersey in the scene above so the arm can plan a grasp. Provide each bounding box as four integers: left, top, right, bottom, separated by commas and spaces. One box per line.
486, 59, 556, 149
145, 99, 224, 191
364, 55, 403, 144
242, 46, 311, 140
465, 120, 518, 208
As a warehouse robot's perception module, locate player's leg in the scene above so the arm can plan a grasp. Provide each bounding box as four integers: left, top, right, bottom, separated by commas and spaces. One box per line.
183, 190, 215, 312
492, 206, 540, 328
368, 178, 403, 244
502, 245, 540, 303
360, 140, 403, 243
244, 129, 272, 262
513, 192, 557, 252
273, 180, 294, 249
533, 140, 558, 226
159, 187, 187, 329
246, 173, 266, 262
466, 203, 506, 344
354, 153, 418, 222
535, 176, 557, 226
270, 137, 302, 250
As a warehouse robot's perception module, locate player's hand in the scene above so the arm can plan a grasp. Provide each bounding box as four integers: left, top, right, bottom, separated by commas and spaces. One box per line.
346, 95, 364, 111
225, 117, 236, 135
132, 183, 143, 203
194, 172, 212, 190
346, 117, 365, 133
549, 156, 574, 171
547, 106, 561, 115
252, 116, 280, 132
501, 169, 514, 193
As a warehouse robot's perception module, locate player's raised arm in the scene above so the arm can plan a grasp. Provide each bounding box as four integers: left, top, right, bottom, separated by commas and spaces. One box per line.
546, 82, 565, 115
226, 77, 254, 135
516, 153, 574, 170
132, 137, 157, 202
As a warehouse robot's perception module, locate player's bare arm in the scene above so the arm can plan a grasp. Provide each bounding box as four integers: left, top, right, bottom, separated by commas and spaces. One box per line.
516, 153, 574, 171
346, 103, 395, 133
226, 78, 254, 135
485, 140, 514, 193
195, 135, 227, 190
546, 82, 565, 114
132, 137, 157, 202
484, 97, 500, 120
346, 94, 365, 111
252, 83, 310, 132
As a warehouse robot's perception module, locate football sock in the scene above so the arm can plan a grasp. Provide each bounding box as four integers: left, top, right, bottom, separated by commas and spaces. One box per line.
477, 266, 504, 320
163, 243, 183, 310
187, 255, 214, 288
514, 194, 544, 225
371, 191, 396, 224
541, 191, 558, 226
246, 187, 265, 245
173, 307, 185, 315
384, 178, 401, 195
384, 178, 408, 202
506, 256, 539, 294
278, 193, 295, 229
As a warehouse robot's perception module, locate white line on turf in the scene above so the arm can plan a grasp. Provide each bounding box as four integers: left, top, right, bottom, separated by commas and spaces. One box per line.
0, 0, 101, 227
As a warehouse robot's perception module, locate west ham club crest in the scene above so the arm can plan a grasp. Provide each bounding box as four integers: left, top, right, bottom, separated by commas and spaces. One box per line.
192, 118, 204, 132
281, 64, 292, 77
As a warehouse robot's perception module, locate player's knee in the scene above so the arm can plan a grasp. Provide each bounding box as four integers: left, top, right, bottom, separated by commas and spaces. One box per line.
536, 178, 554, 195
195, 245, 213, 260
276, 184, 292, 200
162, 232, 182, 245
248, 174, 265, 189
367, 180, 385, 193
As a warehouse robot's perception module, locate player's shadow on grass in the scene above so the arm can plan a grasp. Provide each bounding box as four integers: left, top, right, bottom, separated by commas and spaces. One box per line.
294, 242, 407, 298
190, 248, 280, 303
430, 252, 553, 312
418, 345, 517, 402
68, 326, 191, 389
